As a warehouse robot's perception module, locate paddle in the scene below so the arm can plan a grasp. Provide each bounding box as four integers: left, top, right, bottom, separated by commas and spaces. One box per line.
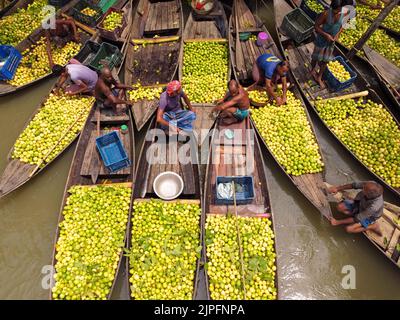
90, 105, 101, 184
231, 180, 247, 300
28, 104, 90, 178
61, 13, 97, 36
234, 0, 245, 73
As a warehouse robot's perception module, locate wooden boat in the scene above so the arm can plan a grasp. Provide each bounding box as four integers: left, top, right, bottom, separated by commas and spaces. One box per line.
0, 0, 18, 18
229, 0, 280, 85
124, 0, 183, 131
0, 6, 134, 198
203, 117, 279, 299
96, 0, 134, 46
126, 116, 202, 299
179, 0, 230, 145
274, 0, 400, 198
289, 0, 400, 110
49, 93, 135, 300
0, 0, 93, 97
326, 183, 400, 269
229, 0, 332, 217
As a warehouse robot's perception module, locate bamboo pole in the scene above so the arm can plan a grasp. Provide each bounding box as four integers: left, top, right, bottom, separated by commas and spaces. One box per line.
312, 90, 369, 105
131, 36, 180, 45
184, 38, 228, 43
61, 13, 97, 36
346, 0, 399, 60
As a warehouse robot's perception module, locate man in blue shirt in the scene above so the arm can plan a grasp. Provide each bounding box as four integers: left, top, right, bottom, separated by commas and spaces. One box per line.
248, 53, 289, 106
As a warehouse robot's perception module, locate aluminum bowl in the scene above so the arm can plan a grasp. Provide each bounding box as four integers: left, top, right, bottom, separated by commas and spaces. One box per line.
153, 171, 184, 200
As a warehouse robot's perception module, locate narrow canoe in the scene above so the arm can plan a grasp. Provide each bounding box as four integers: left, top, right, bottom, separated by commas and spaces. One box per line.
230, 0, 332, 218
179, 0, 231, 146
203, 116, 279, 299
49, 92, 135, 300
124, 0, 183, 131
0, 28, 97, 198
275, 0, 400, 199
126, 116, 203, 299
326, 183, 400, 270
0, 0, 18, 18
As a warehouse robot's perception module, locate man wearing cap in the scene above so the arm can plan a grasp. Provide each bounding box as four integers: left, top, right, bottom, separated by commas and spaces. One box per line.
156, 80, 196, 134
248, 53, 290, 106
327, 181, 384, 235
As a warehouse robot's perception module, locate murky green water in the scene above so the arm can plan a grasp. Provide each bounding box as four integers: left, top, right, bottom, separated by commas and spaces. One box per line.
0, 0, 400, 300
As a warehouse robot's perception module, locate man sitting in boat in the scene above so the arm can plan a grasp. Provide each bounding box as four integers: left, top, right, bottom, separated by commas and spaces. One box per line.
52, 60, 98, 96
45, 17, 81, 68
248, 53, 289, 106
327, 181, 383, 235
156, 80, 196, 135
94, 66, 133, 114
213, 79, 250, 125
310, 0, 346, 89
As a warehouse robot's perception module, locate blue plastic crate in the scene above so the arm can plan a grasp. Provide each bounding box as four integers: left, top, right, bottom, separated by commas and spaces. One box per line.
300, 0, 328, 21
215, 176, 254, 205
0, 45, 22, 81
323, 56, 357, 92
96, 131, 130, 172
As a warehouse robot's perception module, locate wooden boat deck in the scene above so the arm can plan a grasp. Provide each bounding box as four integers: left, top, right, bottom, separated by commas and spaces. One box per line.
124, 0, 183, 131
180, 1, 230, 145
205, 118, 271, 216
230, 0, 281, 84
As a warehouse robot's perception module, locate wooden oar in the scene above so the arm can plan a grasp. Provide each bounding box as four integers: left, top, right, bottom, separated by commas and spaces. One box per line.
90, 105, 101, 184
28, 104, 90, 178
131, 36, 180, 45
312, 90, 369, 105
61, 13, 97, 36
234, 0, 245, 73
231, 180, 247, 300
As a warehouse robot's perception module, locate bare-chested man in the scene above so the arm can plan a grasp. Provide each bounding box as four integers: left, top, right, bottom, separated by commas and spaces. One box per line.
94, 66, 133, 114
213, 79, 250, 125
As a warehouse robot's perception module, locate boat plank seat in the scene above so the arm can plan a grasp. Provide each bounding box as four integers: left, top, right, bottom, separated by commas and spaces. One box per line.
144, 1, 180, 34
386, 228, 400, 258
80, 129, 131, 177
90, 108, 129, 123
145, 142, 197, 195
187, 20, 221, 39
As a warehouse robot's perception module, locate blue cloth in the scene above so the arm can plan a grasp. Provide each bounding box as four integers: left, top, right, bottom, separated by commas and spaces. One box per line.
233, 108, 249, 121
256, 54, 282, 79
342, 199, 376, 228
315, 9, 344, 48
162, 109, 196, 131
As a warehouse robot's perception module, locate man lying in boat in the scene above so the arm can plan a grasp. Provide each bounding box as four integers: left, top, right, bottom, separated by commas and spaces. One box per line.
156, 80, 196, 135
327, 181, 383, 235
212, 79, 250, 125
52, 60, 98, 96
94, 66, 133, 114
45, 17, 80, 68
247, 54, 289, 106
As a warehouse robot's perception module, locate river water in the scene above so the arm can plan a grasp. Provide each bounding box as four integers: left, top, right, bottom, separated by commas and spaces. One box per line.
0, 0, 400, 300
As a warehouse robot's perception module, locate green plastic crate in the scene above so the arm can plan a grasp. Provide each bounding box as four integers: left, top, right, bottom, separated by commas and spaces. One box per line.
89, 42, 122, 71
98, 0, 117, 13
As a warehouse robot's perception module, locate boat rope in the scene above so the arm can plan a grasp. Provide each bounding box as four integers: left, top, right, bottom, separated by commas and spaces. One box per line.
232, 181, 247, 300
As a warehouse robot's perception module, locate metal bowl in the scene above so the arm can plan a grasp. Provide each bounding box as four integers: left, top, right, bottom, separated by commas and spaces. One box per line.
153, 171, 184, 200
